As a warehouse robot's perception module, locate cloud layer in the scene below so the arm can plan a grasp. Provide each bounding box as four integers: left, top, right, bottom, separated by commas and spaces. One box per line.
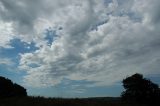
0, 0, 160, 87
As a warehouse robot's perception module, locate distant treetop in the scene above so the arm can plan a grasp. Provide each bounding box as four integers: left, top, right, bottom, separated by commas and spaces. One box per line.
121, 73, 160, 104
0, 76, 27, 97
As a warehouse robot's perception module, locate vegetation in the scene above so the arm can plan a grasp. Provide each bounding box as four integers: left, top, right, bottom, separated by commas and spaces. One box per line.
0, 76, 27, 97
0, 74, 159, 106
0, 96, 147, 106
121, 73, 160, 104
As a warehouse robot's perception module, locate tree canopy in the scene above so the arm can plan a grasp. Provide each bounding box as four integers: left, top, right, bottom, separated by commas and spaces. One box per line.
0, 76, 27, 97
121, 73, 160, 104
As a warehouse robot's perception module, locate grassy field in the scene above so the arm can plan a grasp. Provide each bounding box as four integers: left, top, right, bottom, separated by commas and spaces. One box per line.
0, 96, 151, 106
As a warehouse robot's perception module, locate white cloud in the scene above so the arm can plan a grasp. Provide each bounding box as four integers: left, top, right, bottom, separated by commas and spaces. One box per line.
0, 58, 14, 66
0, 21, 15, 48
0, 0, 160, 87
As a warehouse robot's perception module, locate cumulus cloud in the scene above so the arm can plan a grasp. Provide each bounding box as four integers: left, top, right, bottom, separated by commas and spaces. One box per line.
0, 58, 14, 66
0, 0, 160, 87
0, 21, 15, 48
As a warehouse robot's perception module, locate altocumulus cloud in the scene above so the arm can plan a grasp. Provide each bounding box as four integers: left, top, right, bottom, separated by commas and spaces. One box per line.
0, 0, 160, 87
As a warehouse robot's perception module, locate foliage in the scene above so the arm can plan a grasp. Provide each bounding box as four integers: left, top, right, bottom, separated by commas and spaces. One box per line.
121, 73, 160, 104
0, 76, 27, 97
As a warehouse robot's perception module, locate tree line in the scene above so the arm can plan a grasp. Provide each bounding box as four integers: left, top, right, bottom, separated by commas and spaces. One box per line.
0, 73, 160, 104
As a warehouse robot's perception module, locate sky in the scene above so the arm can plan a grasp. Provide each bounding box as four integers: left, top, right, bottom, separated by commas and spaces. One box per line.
0, 0, 160, 98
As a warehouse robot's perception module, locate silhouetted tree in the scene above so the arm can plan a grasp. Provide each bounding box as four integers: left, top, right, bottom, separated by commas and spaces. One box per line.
121, 73, 160, 104
0, 76, 27, 97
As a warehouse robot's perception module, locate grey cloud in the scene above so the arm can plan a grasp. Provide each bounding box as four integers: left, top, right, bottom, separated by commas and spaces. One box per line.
0, 0, 75, 42
3, 0, 159, 87
0, 0, 38, 34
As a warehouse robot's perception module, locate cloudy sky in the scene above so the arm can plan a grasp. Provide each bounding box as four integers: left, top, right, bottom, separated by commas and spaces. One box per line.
0, 0, 160, 97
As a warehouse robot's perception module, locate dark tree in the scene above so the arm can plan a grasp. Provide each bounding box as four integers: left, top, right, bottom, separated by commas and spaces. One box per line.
121, 73, 160, 104
0, 76, 27, 97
